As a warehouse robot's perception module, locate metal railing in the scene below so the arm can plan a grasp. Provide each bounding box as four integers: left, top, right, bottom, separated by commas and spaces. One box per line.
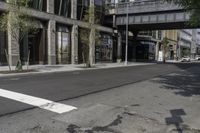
105, 0, 182, 15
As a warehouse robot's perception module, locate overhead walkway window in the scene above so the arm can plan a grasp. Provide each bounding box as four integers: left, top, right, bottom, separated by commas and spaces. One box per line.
55, 0, 71, 17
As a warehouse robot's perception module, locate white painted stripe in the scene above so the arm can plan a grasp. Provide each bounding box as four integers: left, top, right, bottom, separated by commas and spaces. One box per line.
0, 88, 77, 114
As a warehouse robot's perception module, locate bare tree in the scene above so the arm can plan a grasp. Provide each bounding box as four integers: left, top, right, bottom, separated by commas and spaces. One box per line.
79, 6, 101, 68
0, 0, 38, 70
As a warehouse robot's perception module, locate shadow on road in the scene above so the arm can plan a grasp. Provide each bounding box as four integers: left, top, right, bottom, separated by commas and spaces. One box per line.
165, 109, 186, 133
152, 63, 200, 97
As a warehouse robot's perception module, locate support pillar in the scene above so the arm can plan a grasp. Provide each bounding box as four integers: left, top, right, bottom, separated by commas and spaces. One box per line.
117, 32, 122, 62
155, 42, 160, 61
47, 0, 54, 14
7, 12, 20, 66
71, 0, 77, 19
71, 0, 78, 64
71, 25, 79, 64
47, 20, 56, 65
47, 0, 56, 65
90, 0, 95, 6
155, 30, 161, 61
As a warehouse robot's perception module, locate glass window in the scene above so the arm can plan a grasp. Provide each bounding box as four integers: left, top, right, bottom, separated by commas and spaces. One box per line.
77, 0, 90, 20
96, 34, 113, 62
56, 26, 71, 64
55, 0, 71, 17
0, 31, 7, 66
28, 0, 47, 11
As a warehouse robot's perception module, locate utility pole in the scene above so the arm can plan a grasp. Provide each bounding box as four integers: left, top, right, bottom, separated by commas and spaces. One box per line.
125, 2, 129, 65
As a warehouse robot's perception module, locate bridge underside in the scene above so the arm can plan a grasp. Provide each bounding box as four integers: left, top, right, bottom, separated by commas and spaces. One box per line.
105, 0, 200, 31
117, 22, 194, 31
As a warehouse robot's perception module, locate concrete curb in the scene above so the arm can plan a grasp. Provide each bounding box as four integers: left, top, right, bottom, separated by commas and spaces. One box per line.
0, 63, 156, 77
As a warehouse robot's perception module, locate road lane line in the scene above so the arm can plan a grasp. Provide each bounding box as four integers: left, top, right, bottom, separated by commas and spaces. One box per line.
0, 88, 77, 114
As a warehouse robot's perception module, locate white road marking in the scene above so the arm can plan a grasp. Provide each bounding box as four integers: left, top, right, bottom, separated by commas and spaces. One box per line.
0, 88, 77, 114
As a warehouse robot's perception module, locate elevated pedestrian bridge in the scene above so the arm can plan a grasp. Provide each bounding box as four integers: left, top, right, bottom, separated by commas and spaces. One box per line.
105, 0, 191, 30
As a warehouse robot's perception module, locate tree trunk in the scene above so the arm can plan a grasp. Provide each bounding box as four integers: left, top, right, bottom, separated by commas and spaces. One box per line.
88, 28, 95, 68
163, 50, 166, 63
15, 42, 23, 71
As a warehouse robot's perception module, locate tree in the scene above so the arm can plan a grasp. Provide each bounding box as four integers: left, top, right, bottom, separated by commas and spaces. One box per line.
79, 6, 101, 68
0, 0, 38, 70
181, 48, 190, 57
165, 0, 200, 26
161, 37, 170, 63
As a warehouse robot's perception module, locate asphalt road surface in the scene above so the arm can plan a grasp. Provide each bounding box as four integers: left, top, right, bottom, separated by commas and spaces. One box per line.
0, 63, 199, 117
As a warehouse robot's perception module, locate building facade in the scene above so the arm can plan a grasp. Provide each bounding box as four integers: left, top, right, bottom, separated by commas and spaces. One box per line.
162, 30, 178, 60
0, 0, 200, 66
177, 29, 200, 59
0, 0, 113, 66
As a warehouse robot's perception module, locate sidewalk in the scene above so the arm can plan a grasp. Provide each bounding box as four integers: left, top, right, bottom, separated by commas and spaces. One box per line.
0, 62, 155, 77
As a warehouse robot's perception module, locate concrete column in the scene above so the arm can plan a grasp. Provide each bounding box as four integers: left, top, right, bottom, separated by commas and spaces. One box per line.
191, 29, 197, 59
71, 25, 79, 64
71, 0, 77, 19
7, 12, 20, 66
117, 32, 122, 62
47, 20, 56, 65
47, 0, 54, 13
90, 0, 95, 6
88, 0, 95, 65
155, 42, 160, 61
155, 30, 160, 61
89, 0, 95, 23
71, 0, 78, 64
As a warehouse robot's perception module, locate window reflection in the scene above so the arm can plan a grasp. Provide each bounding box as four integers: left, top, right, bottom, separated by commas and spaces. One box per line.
77, 0, 90, 20
55, 0, 71, 17
28, 0, 46, 11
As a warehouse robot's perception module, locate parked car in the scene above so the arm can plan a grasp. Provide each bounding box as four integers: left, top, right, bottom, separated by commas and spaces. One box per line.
196, 55, 200, 60
181, 56, 191, 62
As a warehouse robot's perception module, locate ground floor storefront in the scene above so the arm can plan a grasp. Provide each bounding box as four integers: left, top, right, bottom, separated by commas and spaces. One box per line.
0, 21, 160, 66
0, 22, 116, 66
0, 31, 158, 66
0, 32, 7, 66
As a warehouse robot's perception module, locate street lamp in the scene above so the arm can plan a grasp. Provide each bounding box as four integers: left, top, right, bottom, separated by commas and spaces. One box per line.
125, 2, 129, 65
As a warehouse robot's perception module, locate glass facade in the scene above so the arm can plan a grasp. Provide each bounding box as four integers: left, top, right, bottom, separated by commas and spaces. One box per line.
136, 41, 156, 61
28, 0, 47, 11
94, 0, 105, 23
55, 0, 71, 17
56, 26, 71, 64
0, 32, 7, 66
96, 34, 113, 62
77, 0, 90, 20
77, 0, 105, 23
20, 29, 47, 65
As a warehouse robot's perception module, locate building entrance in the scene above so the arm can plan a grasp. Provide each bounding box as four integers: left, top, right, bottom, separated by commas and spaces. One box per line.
56, 26, 71, 64
0, 32, 7, 66
95, 34, 113, 62
20, 29, 47, 65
